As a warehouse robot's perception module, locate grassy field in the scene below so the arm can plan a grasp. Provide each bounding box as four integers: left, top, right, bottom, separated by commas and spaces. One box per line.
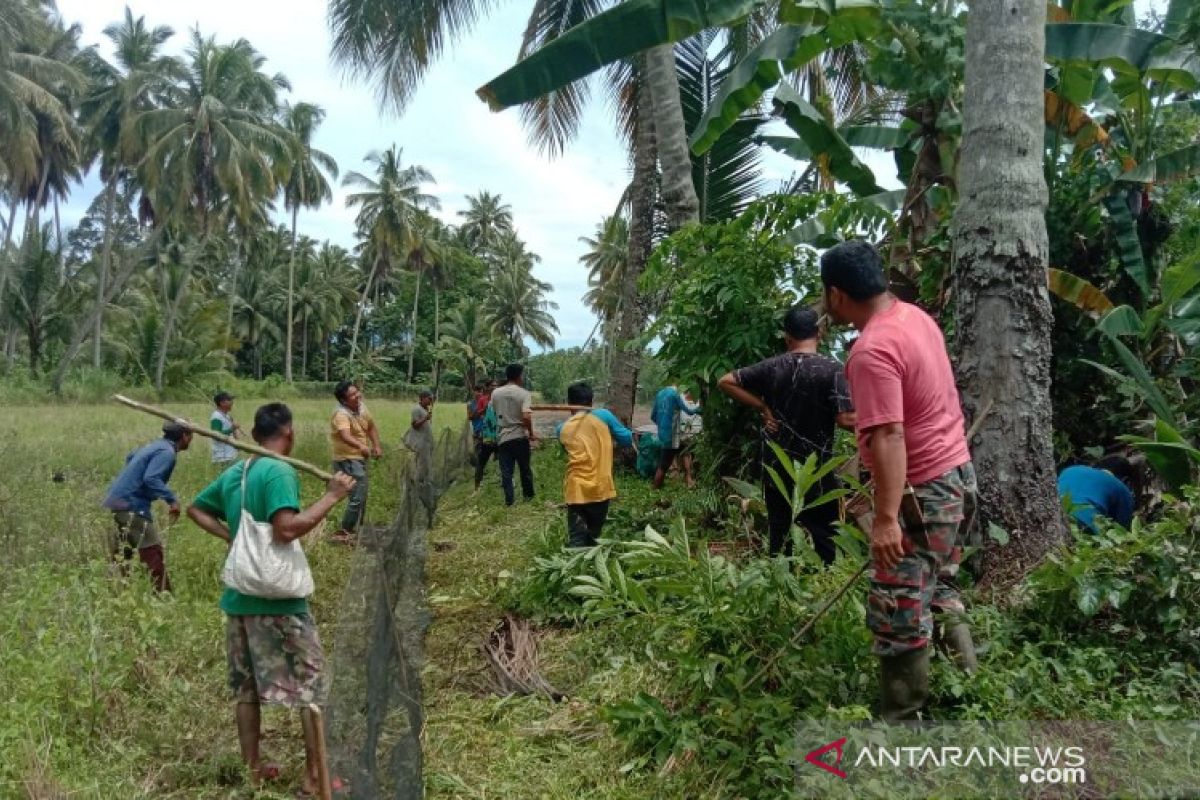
0, 398, 464, 798
0, 397, 704, 799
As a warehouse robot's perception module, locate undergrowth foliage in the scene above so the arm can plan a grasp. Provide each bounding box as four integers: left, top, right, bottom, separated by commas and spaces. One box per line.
502, 481, 1200, 796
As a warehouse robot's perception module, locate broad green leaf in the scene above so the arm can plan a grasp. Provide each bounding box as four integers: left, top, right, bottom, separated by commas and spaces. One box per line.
1090, 327, 1178, 426
1047, 267, 1115, 319
784, 189, 904, 244
1121, 418, 1199, 492
1045, 23, 1200, 89
477, 0, 764, 110
759, 134, 814, 161
1102, 193, 1150, 297
690, 25, 827, 155
1096, 304, 1144, 337
840, 125, 909, 150
773, 83, 882, 196
1117, 144, 1200, 185
1158, 254, 1200, 308
722, 476, 763, 501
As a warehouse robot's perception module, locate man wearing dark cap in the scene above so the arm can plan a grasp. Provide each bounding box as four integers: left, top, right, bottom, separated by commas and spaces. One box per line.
820, 239, 978, 722
210, 391, 241, 466
718, 304, 855, 562
102, 421, 193, 591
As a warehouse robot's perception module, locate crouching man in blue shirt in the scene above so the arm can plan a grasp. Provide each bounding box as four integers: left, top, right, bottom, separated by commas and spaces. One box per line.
102, 421, 193, 591
1057, 455, 1137, 533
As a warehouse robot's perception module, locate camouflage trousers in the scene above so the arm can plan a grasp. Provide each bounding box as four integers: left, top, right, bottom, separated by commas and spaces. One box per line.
867, 462, 978, 657
226, 613, 328, 708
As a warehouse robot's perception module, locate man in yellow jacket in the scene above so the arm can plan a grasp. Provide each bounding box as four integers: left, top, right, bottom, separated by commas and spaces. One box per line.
557, 382, 634, 547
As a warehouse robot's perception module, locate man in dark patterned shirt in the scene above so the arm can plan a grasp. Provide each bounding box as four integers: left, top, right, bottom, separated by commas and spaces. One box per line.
718, 305, 855, 562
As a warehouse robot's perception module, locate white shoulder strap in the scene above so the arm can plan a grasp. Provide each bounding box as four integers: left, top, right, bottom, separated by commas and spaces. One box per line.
239, 458, 256, 508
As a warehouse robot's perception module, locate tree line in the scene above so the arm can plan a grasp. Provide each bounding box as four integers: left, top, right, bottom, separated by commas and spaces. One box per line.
0, 1, 559, 395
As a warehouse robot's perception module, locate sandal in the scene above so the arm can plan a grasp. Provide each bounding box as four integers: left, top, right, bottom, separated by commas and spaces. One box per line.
329, 530, 357, 546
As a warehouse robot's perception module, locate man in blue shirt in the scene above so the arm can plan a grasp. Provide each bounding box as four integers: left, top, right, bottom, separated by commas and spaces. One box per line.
650, 384, 700, 489
103, 421, 193, 591
1057, 455, 1137, 533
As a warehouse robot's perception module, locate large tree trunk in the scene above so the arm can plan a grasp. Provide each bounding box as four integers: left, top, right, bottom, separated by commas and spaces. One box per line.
644, 44, 700, 233
952, 0, 1065, 584
407, 268, 422, 382
609, 66, 658, 425
93, 175, 119, 369
285, 205, 298, 382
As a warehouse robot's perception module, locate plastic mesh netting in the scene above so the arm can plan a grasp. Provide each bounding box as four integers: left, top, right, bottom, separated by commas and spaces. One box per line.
325, 422, 473, 799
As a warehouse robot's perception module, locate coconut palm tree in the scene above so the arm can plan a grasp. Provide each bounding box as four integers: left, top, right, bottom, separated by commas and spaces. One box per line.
280, 101, 337, 381
296, 241, 356, 378
483, 262, 558, 355
457, 190, 512, 255
402, 212, 446, 381
234, 229, 284, 379
439, 303, 497, 392
3, 222, 62, 372
135, 30, 290, 232
77, 8, 180, 369
134, 31, 289, 390
579, 214, 627, 324
341, 145, 438, 358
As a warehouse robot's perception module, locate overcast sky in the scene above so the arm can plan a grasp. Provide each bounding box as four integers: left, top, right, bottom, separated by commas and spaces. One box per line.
53, 0, 1160, 349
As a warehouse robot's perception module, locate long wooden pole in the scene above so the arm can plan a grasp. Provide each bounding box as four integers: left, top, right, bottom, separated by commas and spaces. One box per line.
530, 404, 592, 413
112, 394, 333, 482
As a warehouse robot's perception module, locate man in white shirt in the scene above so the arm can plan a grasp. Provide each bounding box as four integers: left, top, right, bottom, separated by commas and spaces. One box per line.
210, 391, 241, 466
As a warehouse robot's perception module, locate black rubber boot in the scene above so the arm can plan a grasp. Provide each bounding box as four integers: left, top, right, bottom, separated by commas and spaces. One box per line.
879, 647, 931, 723
936, 622, 979, 673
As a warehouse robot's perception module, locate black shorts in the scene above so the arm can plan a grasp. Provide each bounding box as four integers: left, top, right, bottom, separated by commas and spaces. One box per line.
658, 447, 681, 471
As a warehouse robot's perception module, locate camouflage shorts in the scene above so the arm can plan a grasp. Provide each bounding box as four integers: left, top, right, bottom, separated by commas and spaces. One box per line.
111, 511, 161, 557
867, 462, 978, 657
226, 613, 328, 708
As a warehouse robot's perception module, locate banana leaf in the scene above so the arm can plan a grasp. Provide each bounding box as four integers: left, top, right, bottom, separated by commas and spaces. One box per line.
477, 0, 763, 110
1044, 22, 1200, 89
1102, 192, 1150, 297
1047, 268, 1114, 318
1121, 418, 1199, 493
688, 2, 884, 155
773, 83, 882, 196
1084, 330, 1177, 427
759, 134, 814, 160
689, 24, 828, 155
840, 125, 909, 149
1116, 143, 1200, 184
1096, 304, 1144, 337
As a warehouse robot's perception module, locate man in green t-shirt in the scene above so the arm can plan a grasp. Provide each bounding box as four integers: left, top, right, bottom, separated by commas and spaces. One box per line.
187, 403, 354, 794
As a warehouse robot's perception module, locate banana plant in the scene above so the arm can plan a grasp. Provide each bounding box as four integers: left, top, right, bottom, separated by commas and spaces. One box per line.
1044, 3, 1200, 302
1074, 253, 1200, 489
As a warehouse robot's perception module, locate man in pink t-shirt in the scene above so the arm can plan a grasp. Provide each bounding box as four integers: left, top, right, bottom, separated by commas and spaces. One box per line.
821, 240, 979, 723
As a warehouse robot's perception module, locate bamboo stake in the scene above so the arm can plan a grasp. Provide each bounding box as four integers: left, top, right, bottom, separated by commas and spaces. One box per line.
111, 394, 333, 482
304, 704, 333, 800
